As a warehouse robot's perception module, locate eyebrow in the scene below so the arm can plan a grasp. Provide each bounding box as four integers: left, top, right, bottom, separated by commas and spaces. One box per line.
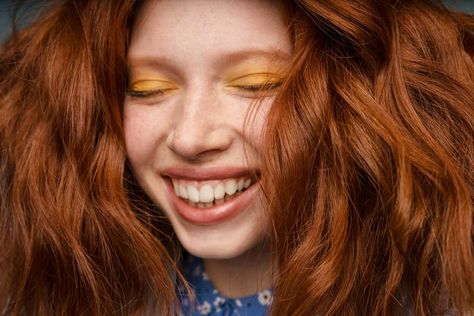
217, 49, 291, 64
127, 49, 291, 71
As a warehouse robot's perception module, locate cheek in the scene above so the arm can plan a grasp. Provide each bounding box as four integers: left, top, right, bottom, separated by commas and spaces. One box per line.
123, 106, 160, 166
245, 98, 271, 154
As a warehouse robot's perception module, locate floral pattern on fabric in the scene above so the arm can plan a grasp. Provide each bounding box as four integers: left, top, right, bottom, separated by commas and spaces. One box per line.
178, 255, 272, 316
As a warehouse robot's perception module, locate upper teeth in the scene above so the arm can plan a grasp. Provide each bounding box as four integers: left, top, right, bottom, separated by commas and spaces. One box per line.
171, 177, 252, 203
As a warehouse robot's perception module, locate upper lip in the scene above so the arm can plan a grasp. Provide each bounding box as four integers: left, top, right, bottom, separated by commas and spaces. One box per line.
161, 166, 260, 181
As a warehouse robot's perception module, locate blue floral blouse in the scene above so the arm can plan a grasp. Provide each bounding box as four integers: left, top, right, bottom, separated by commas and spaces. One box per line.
178, 255, 273, 316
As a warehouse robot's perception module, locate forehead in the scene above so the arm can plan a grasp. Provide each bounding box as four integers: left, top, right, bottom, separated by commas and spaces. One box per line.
128, 0, 292, 66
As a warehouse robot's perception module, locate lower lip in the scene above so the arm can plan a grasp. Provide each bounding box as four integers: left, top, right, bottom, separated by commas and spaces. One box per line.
165, 179, 259, 225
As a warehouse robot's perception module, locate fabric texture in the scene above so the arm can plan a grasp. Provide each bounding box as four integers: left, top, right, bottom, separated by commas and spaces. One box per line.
178, 255, 273, 316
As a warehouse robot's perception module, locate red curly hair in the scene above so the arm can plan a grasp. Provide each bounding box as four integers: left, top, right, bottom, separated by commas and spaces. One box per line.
0, 0, 473, 315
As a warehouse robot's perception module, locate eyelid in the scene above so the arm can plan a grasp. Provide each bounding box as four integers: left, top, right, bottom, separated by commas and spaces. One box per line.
227, 72, 284, 86
129, 79, 178, 91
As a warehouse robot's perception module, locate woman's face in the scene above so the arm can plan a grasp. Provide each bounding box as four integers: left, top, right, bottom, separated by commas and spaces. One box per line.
124, 0, 291, 259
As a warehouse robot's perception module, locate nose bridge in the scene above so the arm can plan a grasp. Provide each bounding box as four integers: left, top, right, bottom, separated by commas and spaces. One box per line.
167, 84, 231, 159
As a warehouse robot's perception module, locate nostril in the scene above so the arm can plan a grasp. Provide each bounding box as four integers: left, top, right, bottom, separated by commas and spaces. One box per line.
166, 125, 234, 160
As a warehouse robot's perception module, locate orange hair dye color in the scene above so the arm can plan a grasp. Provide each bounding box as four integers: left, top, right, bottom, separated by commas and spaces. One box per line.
0, 1, 473, 315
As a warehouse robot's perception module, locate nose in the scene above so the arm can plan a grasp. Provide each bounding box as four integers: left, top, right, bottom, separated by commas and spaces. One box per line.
166, 88, 233, 160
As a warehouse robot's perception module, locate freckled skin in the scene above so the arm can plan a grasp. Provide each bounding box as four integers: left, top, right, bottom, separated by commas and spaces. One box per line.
124, 0, 291, 261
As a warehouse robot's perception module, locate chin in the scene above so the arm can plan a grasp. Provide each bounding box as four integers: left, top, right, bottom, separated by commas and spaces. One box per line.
175, 223, 267, 260
182, 242, 253, 260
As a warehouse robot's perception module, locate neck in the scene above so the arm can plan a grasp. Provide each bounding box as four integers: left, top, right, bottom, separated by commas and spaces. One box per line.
202, 240, 274, 298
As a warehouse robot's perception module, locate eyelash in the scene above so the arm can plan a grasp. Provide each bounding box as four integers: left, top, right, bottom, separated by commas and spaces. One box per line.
126, 81, 282, 99
235, 81, 282, 92
126, 89, 168, 98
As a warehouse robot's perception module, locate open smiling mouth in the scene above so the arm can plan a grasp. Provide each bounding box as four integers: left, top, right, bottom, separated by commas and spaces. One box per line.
171, 177, 254, 207
164, 175, 260, 225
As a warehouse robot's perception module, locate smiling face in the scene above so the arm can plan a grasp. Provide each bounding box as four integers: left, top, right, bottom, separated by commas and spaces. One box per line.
124, 0, 291, 259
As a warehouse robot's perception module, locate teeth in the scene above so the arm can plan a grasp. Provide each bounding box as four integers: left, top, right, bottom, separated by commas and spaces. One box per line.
179, 184, 188, 199
237, 178, 244, 191
173, 181, 179, 195
224, 179, 237, 196
199, 185, 214, 203
187, 185, 200, 203
171, 177, 254, 204
214, 183, 225, 200
243, 178, 252, 189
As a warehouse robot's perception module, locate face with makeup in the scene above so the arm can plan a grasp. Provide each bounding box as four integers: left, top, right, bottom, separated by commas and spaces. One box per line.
124, 0, 291, 260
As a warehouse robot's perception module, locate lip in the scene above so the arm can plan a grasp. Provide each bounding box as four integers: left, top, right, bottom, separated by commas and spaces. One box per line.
161, 166, 259, 181
164, 176, 260, 225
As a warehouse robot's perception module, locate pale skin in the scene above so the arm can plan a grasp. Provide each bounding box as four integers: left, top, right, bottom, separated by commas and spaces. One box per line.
124, 0, 291, 297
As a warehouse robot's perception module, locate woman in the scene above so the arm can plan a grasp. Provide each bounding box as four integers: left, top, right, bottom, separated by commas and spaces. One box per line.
1, 0, 473, 315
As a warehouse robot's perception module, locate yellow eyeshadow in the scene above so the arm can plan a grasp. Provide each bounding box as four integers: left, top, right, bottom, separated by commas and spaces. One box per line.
227, 73, 283, 86
130, 79, 177, 91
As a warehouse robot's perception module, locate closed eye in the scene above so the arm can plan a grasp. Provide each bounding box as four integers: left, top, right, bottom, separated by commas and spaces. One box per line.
235, 81, 282, 92
226, 72, 283, 97
126, 88, 172, 98
126, 79, 178, 101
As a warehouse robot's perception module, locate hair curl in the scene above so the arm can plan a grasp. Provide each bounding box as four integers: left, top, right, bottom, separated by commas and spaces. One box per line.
0, 1, 183, 315
0, 0, 473, 315
265, 1, 474, 315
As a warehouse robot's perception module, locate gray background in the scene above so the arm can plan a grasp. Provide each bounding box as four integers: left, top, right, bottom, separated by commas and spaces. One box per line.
1, 0, 474, 43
